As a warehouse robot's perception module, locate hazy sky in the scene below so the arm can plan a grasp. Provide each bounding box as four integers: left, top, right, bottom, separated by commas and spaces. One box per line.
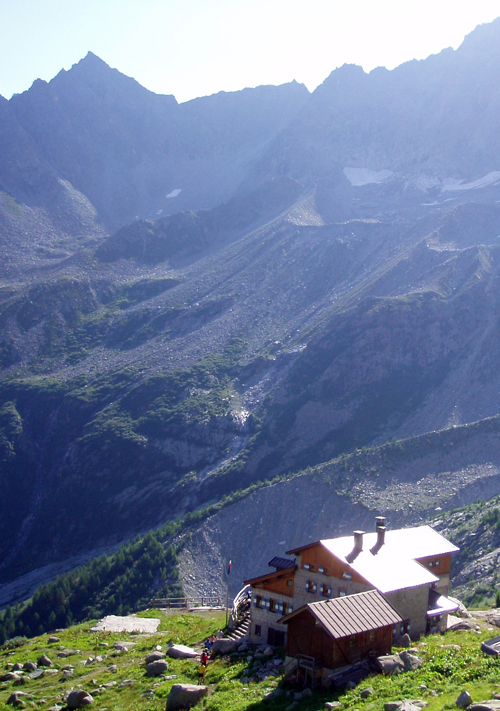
1, 1, 500, 103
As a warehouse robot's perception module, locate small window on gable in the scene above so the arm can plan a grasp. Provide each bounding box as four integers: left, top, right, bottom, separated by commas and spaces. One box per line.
434, 559, 440, 567
429, 561, 433, 568
286, 579, 293, 587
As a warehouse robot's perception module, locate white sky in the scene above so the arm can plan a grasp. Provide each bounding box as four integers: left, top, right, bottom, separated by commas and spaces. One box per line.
1, 1, 500, 103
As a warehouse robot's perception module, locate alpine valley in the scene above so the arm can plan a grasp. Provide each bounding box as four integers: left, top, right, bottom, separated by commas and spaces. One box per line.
2, 18, 500, 619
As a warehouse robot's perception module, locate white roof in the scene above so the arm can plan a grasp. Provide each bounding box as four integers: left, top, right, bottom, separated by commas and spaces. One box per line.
320, 525, 457, 594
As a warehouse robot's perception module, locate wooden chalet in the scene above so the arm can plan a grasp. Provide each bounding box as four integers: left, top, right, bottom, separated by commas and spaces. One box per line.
280, 589, 403, 687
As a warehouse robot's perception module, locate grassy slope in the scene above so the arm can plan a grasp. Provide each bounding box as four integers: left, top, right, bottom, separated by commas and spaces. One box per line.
1, 611, 500, 711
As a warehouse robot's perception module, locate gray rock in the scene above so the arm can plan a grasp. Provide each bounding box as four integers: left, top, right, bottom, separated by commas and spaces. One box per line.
448, 598, 471, 618
48, 636, 60, 644
399, 651, 423, 672
302, 688, 313, 698
377, 655, 405, 675
398, 634, 412, 648
264, 688, 284, 702
119, 679, 136, 687
114, 642, 135, 652
146, 659, 169, 677
1, 672, 21, 682
107, 665, 118, 673
58, 649, 80, 658
457, 692, 473, 708
325, 703, 342, 711
166, 644, 198, 659
7, 692, 30, 707
22, 662, 37, 672
384, 703, 422, 711
37, 655, 53, 667
263, 646, 274, 656
29, 670, 45, 680
360, 687, 374, 699
145, 651, 166, 664
467, 704, 500, 711
166, 683, 208, 710
211, 638, 238, 655
65, 690, 94, 708
448, 620, 480, 632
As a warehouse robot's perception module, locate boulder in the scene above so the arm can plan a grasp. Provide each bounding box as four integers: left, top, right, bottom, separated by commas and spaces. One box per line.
398, 634, 412, 648
146, 659, 169, 677
384, 702, 423, 711
7, 691, 31, 707
66, 690, 94, 708
263, 688, 284, 702
448, 620, 480, 632
145, 651, 166, 664
211, 638, 239, 655
166, 683, 208, 710
114, 642, 135, 652
361, 687, 375, 698
325, 703, 342, 711
467, 704, 500, 711
448, 598, 471, 618
1, 673, 21, 682
37, 655, 53, 667
23, 662, 37, 672
376, 654, 405, 675
456, 692, 473, 708
399, 651, 423, 672
48, 636, 61, 643
166, 645, 198, 659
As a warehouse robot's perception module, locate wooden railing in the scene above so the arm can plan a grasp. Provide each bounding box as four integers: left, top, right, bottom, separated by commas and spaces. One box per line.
149, 596, 230, 609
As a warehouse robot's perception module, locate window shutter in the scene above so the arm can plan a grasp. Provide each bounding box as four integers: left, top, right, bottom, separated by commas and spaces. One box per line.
312, 581, 317, 593
253, 594, 258, 606
289, 604, 293, 612
327, 586, 332, 597
305, 579, 310, 591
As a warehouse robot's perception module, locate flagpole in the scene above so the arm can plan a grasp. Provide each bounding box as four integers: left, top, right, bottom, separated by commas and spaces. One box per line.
225, 558, 231, 628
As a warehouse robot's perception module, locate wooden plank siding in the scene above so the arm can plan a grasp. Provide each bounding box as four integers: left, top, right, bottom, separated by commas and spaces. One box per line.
297, 544, 368, 586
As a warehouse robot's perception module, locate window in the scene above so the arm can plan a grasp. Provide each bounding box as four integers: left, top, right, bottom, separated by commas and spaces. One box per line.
282, 602, 291, 615
254, 595, 263, 608
320, 584, 332, 597
269, 599, 276, 613
339, 588, 347, 597
255, 624, 261, 636
303, 563, 315, 571
318, 566, 327, 574
305, 580, 317, 594
286, 579, 293, 587
369, 631, 376, 642
434, 559, 440, 567
342, 571, 352, 580
429, 561, 433, 568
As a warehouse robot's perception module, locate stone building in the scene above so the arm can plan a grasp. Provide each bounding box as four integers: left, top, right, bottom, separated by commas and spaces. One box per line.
244, 517, 459, 645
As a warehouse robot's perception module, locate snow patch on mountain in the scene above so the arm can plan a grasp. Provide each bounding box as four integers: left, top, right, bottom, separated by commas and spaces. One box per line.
442, 172, 500, 192
343, 167, 394, 186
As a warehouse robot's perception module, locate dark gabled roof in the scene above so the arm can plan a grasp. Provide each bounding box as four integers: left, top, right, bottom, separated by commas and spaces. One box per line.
268, 556, 295, 570
280, 589, 403, 639
243, 565, 295, 587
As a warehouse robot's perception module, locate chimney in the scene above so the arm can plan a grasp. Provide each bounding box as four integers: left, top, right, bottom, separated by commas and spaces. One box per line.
376, 525, 386, 547
353, 530, 364, 552
375, 516, 386, 530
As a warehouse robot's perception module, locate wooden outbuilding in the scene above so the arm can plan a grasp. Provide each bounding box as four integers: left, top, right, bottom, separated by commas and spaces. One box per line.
279, 589, 403, 687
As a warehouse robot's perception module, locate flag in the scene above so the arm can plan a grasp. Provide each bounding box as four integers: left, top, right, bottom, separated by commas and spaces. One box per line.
227, 559, 232, 575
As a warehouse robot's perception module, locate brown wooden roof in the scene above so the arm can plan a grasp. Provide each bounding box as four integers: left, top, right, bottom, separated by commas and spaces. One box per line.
280, 589, 403, 639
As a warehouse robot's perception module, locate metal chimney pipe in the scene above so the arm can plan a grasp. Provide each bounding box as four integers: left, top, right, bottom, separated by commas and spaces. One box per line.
375, 516, 386, 529
377, 526, 386, 547
353, 530, 364, 551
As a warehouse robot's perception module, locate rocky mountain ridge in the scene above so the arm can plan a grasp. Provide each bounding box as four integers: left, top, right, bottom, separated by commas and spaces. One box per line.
2, 19, 500, 596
